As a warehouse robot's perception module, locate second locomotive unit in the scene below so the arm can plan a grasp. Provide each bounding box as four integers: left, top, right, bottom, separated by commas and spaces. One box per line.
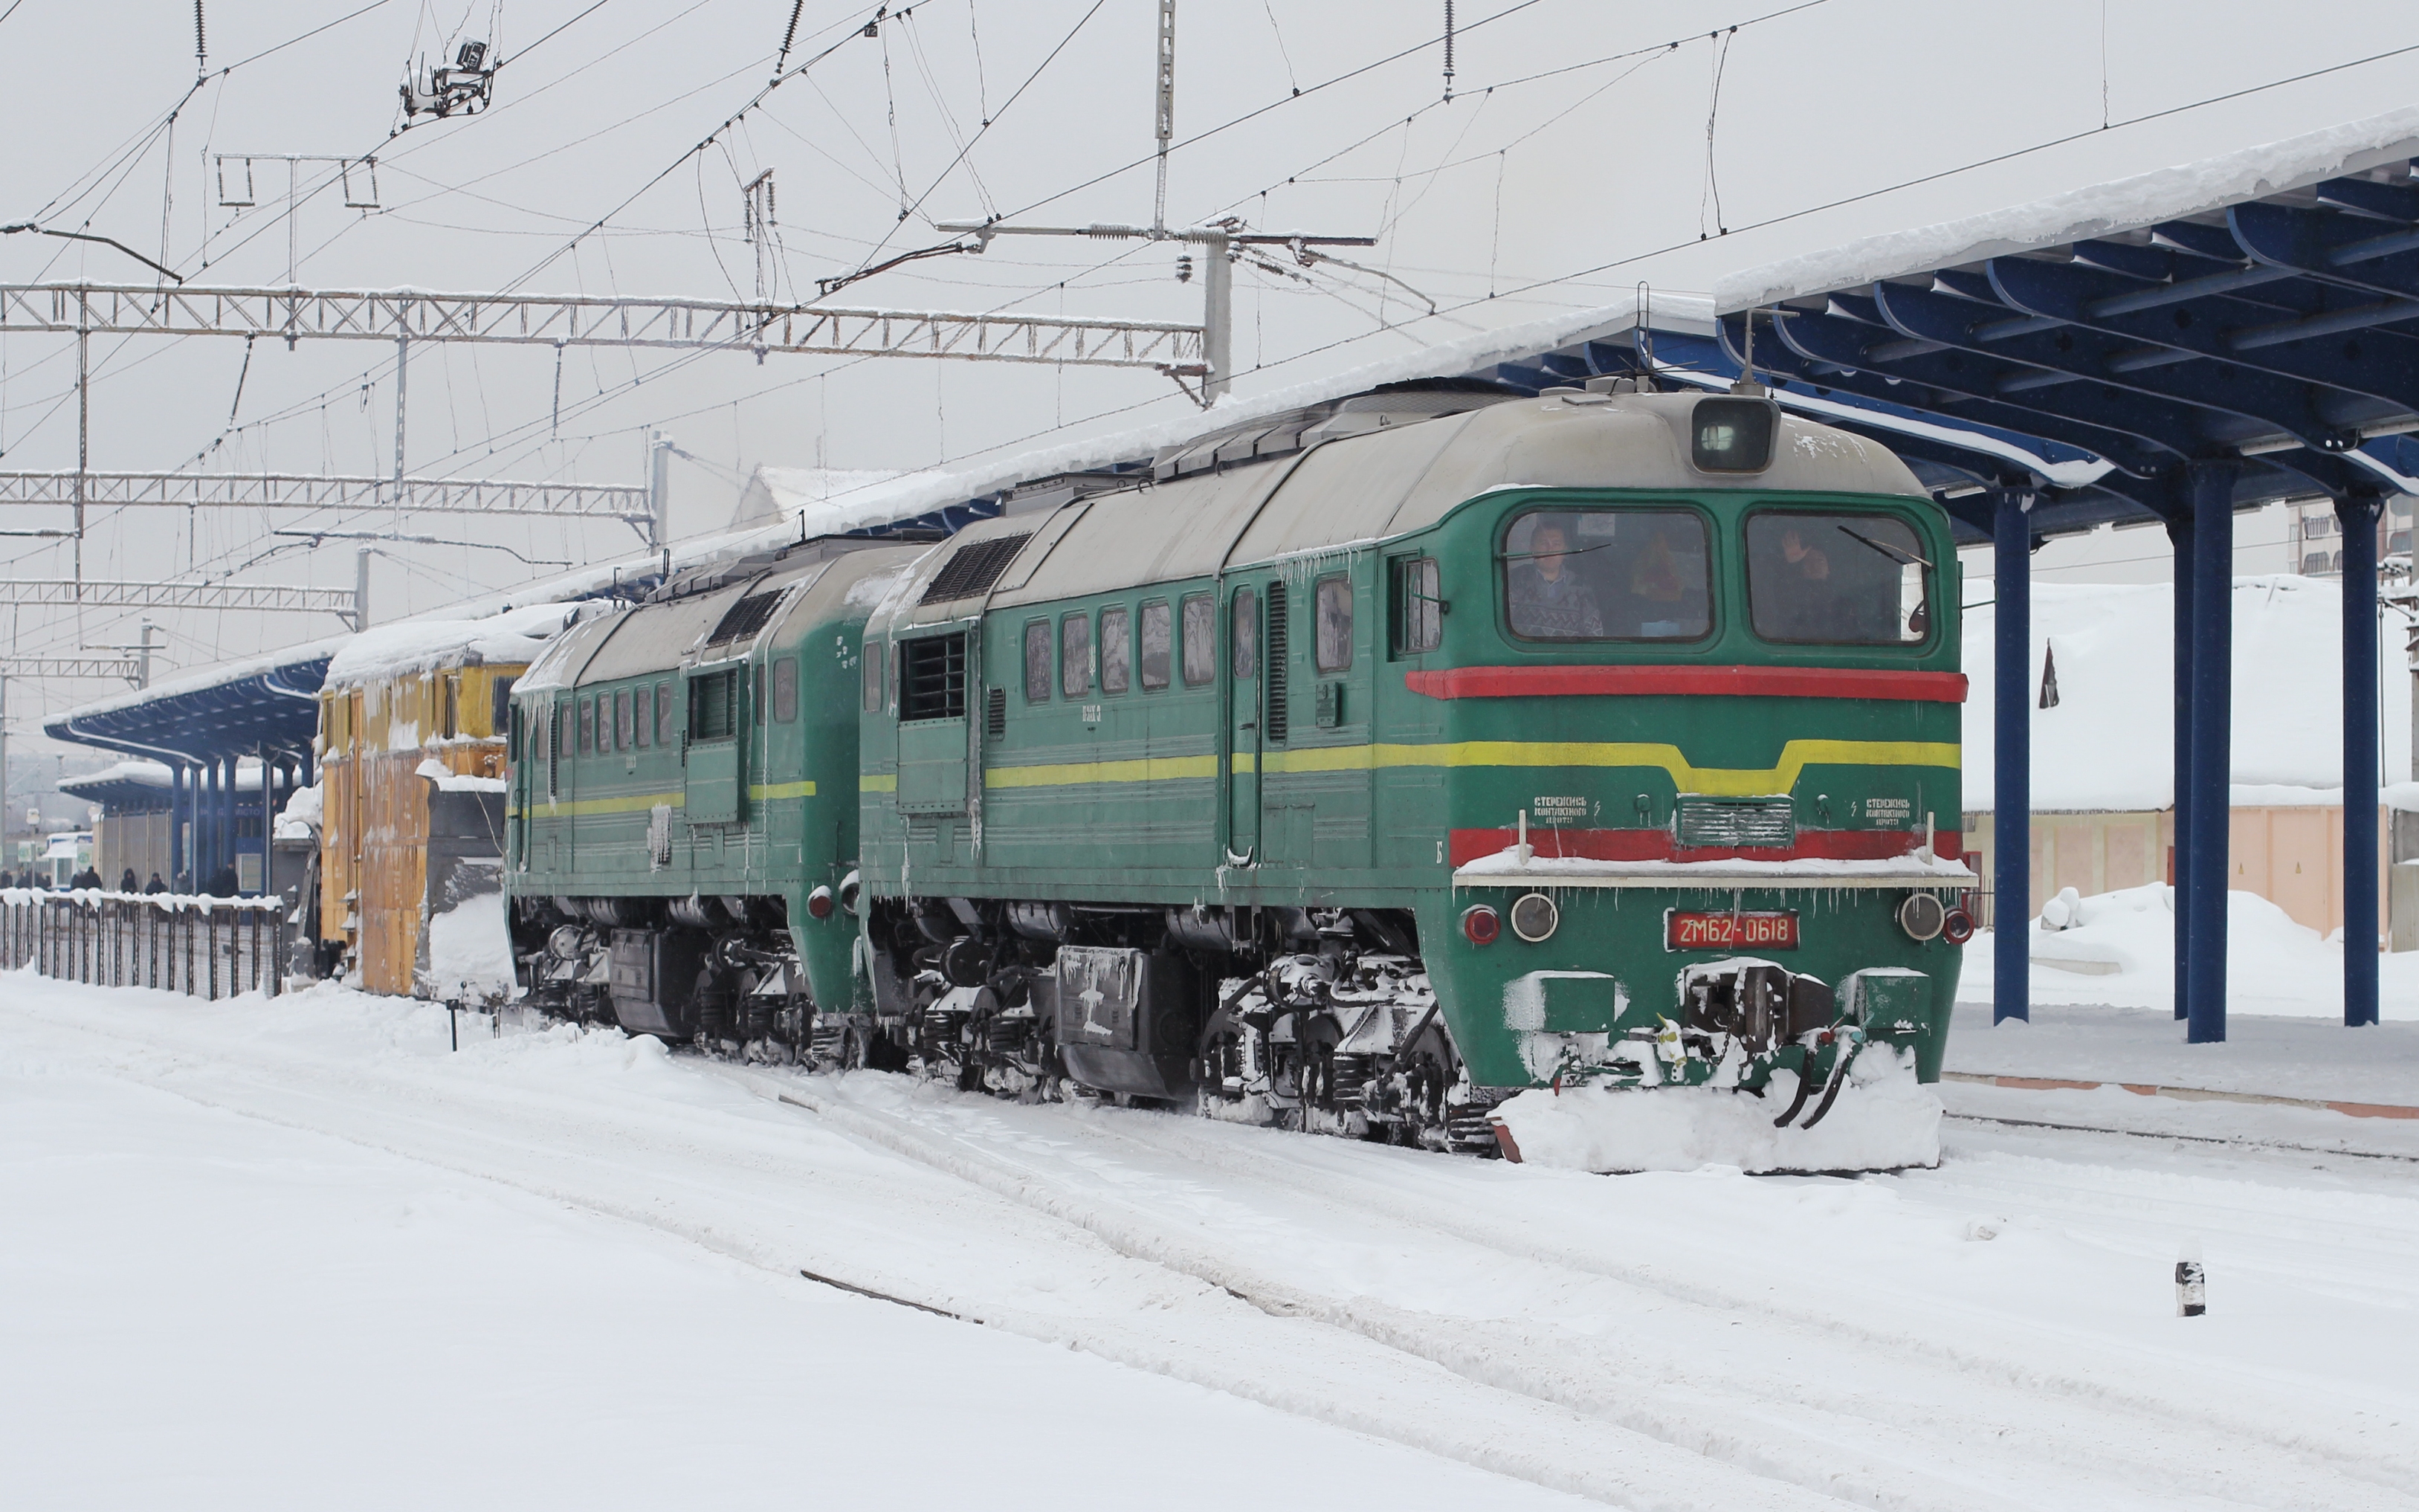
506, 378, 1971, 1148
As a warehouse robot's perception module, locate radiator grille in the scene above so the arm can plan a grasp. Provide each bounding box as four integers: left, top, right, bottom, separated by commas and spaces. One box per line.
1264, 579, 1289, 744
920, 533, 1032, 604
705, 590, 781, 646
1676, 795, 1795, 850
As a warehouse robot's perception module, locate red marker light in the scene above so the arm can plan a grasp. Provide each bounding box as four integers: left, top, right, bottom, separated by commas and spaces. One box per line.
1462, 905, 1500, 946
806, 885, 835, 920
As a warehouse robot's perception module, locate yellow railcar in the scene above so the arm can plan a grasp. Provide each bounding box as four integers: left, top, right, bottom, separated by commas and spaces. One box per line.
317, 660, 522, 994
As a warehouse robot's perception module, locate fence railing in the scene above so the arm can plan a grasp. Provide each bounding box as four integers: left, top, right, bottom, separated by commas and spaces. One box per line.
0, 890, 290, 999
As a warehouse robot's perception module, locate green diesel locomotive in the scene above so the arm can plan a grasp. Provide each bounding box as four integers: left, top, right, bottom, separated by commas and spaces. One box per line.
506, 379, 1971, 1150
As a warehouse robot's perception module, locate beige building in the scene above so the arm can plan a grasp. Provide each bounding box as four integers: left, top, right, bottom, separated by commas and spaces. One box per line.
1963, 802, 2406, 943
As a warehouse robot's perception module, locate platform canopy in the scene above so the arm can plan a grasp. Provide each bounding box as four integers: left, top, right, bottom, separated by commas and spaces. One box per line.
47, 641, 339, 766
1711, 105, 2419, 534
1705, 104, 2419, 1042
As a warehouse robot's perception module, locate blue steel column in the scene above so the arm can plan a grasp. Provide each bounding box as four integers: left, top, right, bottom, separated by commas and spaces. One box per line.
2166, 512, 2194, 1021
2186, 462, 2237, 1044
2339, 494, 2383, 1029
1994, 489, 2032, 1024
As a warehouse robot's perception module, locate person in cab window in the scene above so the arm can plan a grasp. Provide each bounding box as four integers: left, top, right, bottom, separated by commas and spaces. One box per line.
1507, 517, 1601, 638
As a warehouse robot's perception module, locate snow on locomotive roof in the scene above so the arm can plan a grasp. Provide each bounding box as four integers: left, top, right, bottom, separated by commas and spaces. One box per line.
321, 601, 595, 689
1716, 103, 2419, 312
883, 391, 1921, 626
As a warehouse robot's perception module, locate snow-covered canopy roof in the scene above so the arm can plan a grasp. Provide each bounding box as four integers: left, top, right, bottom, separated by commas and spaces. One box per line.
1718, 106, 2419, 311
1963, 576, 2414, 812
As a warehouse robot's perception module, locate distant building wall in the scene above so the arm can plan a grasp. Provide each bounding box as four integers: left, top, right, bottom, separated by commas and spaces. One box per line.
1965, 805, 2396, 947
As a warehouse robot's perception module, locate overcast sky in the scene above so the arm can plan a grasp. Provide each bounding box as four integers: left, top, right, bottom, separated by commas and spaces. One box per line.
3, 0, 2417, 745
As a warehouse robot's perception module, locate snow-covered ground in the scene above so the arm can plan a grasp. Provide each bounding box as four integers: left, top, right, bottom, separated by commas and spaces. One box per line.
1958, 883, 2419, 1021
5, 972, 2417, 1510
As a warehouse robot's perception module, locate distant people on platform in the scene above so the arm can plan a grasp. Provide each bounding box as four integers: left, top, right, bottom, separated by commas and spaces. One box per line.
206, 865, 239, 898
70, 865, 102, 891
119, 868, 138, 894
0, 870, 13, 890
143, 873, 167, 894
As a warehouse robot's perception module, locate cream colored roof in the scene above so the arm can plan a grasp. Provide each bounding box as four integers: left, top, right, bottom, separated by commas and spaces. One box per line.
873, 392, 1924, 630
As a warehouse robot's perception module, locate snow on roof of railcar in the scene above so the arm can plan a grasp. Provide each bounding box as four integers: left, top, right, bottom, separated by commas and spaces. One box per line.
322, 601, 595, 689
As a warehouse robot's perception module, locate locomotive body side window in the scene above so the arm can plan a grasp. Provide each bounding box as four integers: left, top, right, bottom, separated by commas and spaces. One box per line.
1180, 594, 1214, 686
656, 681, 675, 745
1314, 576, 1352, 672
1061, 611, 1091, 698
1139, 601, 1172, 690
579, 697, 595, 754
1501, 507, 1711, 642
616, 688, 633, 749
1099, 606, 1131, 694
1745, 511, 1931, 646
772, 657, 798, 723
634, 684, 652, 748
1023, 621, 1052, 702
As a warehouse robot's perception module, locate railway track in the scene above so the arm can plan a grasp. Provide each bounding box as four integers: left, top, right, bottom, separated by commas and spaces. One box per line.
715, 1061, 2419, 1512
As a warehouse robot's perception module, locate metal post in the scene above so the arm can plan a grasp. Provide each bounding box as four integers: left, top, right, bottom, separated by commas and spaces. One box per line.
355, 546, 371, 632
136, 621, 155, 688
393, 332, 407, 487
2186, 461, 2236, 1044
74, 325, 87, 587
2166, 513, 2194, 1021
2339, 492, 2384, 1028
1202, 230, 1232, 404
1993, 488, 2032, 1024
649, 431, 671, 549
1152, 0, 1175, 233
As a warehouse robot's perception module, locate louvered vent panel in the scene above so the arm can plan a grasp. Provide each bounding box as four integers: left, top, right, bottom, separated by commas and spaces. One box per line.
705, 590, 781, 646
901, 633, 967, 721
1675, 796, 1795, 850
985, 686, 1007, 738
1264, 580, 1289, 745
920, 533, 1033, 604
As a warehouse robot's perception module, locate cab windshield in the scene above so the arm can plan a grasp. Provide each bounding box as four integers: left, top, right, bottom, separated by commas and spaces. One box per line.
1745, 511, 1931, 645
1501, 508, 1711, 642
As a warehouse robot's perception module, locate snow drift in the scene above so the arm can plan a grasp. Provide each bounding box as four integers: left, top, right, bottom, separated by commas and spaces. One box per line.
1490, 1047, 1941, 1174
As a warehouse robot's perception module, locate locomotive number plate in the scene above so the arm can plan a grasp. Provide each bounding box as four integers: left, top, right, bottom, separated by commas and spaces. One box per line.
1666, 911, 1799, 951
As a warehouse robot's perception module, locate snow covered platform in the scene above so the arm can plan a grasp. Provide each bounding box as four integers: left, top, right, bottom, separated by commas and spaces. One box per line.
1945, 999, 2419, 1110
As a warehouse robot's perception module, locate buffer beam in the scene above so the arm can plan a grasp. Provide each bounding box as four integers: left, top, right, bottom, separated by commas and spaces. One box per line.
0, 283, 1206, 370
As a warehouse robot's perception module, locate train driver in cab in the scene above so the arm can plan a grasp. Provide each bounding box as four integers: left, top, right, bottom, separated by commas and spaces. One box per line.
1505, 514, 1603, 638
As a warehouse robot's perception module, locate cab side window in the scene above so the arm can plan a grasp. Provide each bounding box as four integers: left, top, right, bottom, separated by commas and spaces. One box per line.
1390, 556, 1443, 656
862, 644, 883, 713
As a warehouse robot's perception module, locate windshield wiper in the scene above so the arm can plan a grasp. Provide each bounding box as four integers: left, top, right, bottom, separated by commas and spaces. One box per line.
1838, 526, 1933, 570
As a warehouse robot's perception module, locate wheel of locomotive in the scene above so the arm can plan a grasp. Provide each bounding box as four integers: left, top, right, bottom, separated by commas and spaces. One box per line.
839, 1025, 871, 1070
1296, 1015, 1343, 1125
1394, 1021, 1456, 1147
